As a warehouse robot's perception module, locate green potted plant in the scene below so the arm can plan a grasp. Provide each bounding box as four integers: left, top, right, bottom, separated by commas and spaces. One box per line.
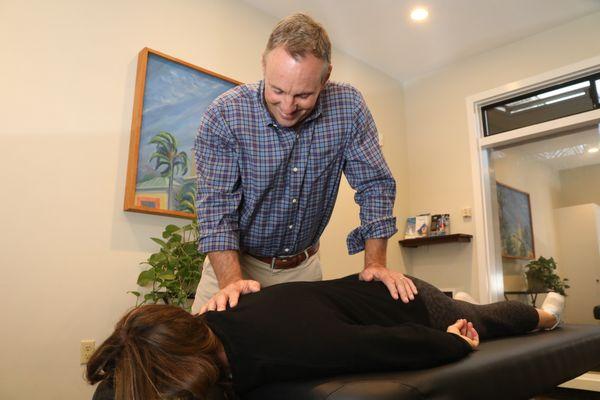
524, 256, 569, 295
129, 219, 205, 311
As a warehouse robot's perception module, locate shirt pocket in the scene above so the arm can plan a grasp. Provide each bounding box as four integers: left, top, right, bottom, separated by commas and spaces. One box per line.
305, 138, 344, 181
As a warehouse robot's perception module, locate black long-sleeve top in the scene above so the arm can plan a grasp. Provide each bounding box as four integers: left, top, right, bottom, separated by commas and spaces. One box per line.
204, 274, 472, 394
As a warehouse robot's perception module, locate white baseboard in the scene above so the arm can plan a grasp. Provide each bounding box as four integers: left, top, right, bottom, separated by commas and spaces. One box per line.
559, 372, 600, 392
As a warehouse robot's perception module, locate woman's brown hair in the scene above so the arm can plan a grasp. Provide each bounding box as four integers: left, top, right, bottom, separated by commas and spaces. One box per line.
86, 304, 223, 400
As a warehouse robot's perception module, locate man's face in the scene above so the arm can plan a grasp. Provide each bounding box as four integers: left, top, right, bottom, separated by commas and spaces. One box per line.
263, 46, 331, 128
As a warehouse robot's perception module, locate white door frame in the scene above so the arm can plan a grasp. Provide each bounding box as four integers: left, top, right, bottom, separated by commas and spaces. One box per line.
465, 55, 600, 303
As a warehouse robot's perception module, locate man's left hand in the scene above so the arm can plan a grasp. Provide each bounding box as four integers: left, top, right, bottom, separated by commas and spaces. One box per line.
359, 265, 418, 303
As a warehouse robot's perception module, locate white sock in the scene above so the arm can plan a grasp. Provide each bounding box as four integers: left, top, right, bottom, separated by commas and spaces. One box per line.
454, 291, 479, 305
541, 292, 565, 330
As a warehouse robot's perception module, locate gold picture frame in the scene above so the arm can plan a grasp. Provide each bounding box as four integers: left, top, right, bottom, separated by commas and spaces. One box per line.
124, 48, 241, 219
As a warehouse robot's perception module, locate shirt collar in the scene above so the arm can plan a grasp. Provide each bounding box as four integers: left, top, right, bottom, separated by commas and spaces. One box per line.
257, 80, 325, 129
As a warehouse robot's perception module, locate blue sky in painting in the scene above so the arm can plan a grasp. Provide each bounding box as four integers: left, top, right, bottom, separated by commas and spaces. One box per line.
137, 53, 236, 181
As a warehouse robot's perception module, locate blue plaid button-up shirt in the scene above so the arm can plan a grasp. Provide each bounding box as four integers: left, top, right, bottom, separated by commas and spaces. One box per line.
194, 80, 397, 257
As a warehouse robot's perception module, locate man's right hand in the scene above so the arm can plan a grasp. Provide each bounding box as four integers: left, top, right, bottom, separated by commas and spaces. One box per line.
198, 279, 261, 314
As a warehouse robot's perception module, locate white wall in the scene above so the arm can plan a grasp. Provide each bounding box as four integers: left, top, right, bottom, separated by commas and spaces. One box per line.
402, 12, 600, 296
0, 1, 408, 398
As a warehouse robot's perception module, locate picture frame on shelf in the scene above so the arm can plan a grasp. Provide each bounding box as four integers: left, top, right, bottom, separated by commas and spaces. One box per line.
405, 214, 431, 239
430, 214, 450, 236
415, 214, 430, 238
404, 216, 417, 239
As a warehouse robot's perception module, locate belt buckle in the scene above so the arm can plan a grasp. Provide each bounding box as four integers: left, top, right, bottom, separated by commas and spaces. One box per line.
270, 254, 293, 270
270, 248, 311, 270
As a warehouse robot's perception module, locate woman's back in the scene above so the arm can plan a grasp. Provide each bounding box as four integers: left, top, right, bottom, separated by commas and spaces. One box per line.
204, 275, 472, 393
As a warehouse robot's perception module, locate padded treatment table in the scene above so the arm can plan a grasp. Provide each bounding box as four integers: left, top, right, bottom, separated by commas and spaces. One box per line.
243, 324, 600, 400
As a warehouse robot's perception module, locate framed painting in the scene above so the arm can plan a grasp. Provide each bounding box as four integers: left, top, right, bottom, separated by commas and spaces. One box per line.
496, 182, 536, 260
124, 48, 241, 219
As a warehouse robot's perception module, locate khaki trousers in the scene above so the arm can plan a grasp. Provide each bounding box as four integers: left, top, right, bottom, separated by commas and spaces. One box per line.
191, 252, 323, 314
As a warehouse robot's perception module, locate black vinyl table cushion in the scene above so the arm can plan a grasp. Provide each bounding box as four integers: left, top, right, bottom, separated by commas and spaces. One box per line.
244, 324, 600, 400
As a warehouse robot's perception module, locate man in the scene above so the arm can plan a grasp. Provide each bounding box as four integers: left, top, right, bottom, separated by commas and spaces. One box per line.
192, 13, 417, 314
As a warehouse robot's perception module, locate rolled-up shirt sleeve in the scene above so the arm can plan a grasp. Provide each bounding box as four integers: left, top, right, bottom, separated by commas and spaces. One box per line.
194, 105, 242, 253
344, 91, 397, 254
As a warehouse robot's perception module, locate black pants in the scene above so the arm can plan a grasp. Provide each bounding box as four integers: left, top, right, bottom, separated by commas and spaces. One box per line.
412, 277, 539, 339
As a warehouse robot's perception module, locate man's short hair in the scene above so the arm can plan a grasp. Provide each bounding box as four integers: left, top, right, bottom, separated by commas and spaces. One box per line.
264, 13, 332, 65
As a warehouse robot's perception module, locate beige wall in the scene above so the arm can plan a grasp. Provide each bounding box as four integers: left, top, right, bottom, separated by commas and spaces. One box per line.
559, 164, 600, 208
402, 11, 600, 296
0, 0, 407, 398
321, 55, 409, 279
492, 155, 562, 289
554, 204, 600, 324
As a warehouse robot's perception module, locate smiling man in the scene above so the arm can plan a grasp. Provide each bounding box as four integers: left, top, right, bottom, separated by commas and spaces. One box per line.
192, 13, 417, 314
263, 44, 329, 127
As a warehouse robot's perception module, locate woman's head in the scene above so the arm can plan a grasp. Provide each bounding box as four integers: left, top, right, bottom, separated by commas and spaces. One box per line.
86, 304, 221, 400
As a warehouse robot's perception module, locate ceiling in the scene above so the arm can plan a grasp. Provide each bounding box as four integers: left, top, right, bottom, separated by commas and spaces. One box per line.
493, 123, 600, 171
241, 0, 600, 82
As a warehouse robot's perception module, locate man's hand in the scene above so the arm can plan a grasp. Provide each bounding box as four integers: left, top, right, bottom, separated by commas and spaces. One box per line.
359, 265, 418, 303
199, 250, 260, 314
447, 319, 479, 349
198, 279, 261, 314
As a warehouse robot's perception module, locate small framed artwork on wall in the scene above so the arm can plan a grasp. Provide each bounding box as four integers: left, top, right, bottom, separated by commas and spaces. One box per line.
496, 182, 535, 260
124, 47, 241, 219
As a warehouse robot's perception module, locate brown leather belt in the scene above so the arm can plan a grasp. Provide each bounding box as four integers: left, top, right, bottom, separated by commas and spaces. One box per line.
248, 243, 320, 270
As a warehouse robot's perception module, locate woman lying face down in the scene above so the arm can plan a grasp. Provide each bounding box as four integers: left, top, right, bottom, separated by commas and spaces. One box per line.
86, 274, 561, 399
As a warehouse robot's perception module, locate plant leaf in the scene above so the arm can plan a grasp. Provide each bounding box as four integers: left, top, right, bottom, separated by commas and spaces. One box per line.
165, 224, 180, 234
144, 293, 157, 302
151, 237, 167, 247
137, 270, 156, 286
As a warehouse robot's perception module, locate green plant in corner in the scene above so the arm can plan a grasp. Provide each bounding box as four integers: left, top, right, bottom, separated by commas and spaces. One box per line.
524, 256, 569, 296
129, 219, 205, 311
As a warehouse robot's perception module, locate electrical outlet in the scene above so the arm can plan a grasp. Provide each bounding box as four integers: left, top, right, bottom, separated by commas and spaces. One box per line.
80, 339, 96, 364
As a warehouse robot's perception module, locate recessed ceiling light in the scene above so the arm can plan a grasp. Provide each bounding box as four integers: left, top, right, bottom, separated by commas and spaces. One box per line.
410, 7, 429, 22
588, 147, 599, 154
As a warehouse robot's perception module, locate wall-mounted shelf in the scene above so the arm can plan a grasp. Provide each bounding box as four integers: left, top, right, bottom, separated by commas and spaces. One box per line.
398, 233, 473, 248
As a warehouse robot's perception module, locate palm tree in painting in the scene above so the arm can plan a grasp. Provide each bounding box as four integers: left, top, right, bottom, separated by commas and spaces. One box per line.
149, 131, 188, 210
176, 181, 197, 214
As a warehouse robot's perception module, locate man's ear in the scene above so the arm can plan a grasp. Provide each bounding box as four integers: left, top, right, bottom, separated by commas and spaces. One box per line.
261, 53, 266, 75
321, 63, 333, 86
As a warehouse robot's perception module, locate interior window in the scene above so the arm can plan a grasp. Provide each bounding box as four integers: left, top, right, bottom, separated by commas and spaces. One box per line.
488, 125, 600, 324
483, 74, 600, 136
